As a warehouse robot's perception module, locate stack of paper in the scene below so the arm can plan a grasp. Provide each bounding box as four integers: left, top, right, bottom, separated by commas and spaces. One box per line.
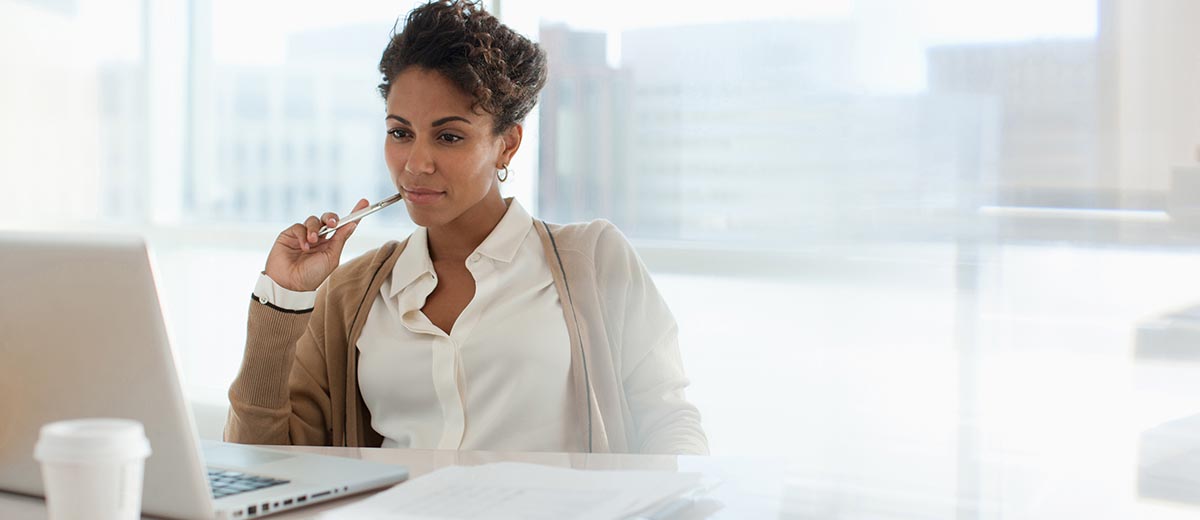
319, 462, 706, 520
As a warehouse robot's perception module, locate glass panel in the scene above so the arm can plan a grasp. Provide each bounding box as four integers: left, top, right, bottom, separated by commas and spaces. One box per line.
0, 0, 147, 227
187, 0, 422, 225
512, 0, 1200, 247
6, 3, 1200, 515
507, 0, 1200, 515
169, 0, 425, 404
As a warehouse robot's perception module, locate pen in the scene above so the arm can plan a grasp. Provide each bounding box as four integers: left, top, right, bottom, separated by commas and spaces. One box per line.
317, 192, 404, 238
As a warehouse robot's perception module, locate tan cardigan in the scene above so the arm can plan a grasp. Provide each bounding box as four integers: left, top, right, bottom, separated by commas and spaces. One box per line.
225, 219, 708, 455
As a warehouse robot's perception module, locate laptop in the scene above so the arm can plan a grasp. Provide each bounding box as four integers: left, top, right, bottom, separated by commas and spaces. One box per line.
0, 233, 409, 519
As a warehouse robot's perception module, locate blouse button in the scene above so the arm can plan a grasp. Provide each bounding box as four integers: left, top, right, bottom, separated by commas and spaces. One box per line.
258, 296, 268, 304
470, 253, 481, 263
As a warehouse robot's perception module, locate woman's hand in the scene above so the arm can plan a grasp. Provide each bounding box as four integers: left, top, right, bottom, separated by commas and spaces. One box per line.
264, 199, 371, 292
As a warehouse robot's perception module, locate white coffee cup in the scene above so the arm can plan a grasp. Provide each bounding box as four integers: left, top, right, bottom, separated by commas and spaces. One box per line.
34, 419, 152, 520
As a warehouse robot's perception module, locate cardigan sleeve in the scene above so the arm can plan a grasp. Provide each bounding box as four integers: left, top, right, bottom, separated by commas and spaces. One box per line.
223, 284, 334, 446
252, 273, 318, 310
593, 222, 710, 455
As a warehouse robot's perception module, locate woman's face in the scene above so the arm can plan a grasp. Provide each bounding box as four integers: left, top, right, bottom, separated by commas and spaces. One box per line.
383, 67, 519, 229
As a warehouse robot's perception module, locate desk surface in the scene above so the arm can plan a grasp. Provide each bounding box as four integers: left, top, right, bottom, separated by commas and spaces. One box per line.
6, 440, 1200, 519
0, 446, 759, 519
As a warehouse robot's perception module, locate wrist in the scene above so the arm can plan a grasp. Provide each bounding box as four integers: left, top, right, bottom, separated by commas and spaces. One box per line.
262, 270, 309, 292
255, 273, 318, 310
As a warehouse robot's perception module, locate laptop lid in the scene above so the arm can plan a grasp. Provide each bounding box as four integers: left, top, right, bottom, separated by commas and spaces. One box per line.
0, 233, 216, 519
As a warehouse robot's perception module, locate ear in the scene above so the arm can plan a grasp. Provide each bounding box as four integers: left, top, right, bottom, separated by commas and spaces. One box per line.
496, 124, 523, 167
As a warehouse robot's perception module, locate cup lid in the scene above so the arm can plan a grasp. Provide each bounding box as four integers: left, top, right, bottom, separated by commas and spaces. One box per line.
34, 418, 152, 463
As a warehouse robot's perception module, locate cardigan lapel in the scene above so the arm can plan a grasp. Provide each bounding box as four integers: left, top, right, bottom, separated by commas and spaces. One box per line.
534, 220, 612, 453
345, 240, 407, 447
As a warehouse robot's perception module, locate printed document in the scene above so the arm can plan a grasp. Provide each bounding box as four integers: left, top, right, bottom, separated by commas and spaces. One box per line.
318, 462, 705, 520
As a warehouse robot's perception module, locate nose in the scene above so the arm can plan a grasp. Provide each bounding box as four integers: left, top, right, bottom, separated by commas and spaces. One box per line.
404, 138, 435, 175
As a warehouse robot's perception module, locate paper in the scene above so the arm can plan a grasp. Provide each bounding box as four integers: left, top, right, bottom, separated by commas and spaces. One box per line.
318, 462, 705, 520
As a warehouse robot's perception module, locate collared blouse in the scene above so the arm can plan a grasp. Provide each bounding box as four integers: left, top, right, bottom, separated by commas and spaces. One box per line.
255, 200, 573, 450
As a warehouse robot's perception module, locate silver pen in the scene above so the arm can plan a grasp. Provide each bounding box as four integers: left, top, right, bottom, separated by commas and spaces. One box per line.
317, 192, 404, 238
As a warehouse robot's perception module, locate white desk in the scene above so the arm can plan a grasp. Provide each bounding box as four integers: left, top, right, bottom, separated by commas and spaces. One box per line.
0, 446, 760, 519
5, 439, 1200, 519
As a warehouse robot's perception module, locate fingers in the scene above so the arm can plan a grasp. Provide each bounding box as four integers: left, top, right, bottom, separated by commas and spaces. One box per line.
301, 215, 322, 251
320, 211, 339, 231
329, 199, 369, 241
285, 198, 373, 253
282, 223, 308, 251
326, 198, 362, 242
319, 198, 367, 237
327, 199, 370, 251
330, 222, 359, 248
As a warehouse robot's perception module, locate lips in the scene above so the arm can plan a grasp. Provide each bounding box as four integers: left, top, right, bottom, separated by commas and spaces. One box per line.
403, 187, 445, 205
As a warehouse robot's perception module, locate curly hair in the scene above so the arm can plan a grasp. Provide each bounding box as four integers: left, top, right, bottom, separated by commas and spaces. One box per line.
378, 0, 548, 134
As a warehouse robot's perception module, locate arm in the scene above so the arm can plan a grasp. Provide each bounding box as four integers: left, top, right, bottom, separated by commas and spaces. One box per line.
223, 276, 333, 446
595, 223, 709, 455
623, 324, 709, 455
223, 200, 368, 445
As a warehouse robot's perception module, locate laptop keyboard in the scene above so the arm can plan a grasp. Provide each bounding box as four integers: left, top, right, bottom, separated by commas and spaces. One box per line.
207, 469, 290, 499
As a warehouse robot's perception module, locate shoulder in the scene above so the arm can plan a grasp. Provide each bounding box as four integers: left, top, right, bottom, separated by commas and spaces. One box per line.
541, 218, 633, 259
540, 219, 644, 282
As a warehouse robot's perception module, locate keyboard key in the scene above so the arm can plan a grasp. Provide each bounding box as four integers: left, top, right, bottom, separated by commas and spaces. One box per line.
206, 468, 290, 499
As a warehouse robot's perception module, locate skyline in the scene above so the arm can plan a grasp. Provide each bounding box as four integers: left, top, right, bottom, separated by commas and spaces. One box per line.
8, 0, 1199, 249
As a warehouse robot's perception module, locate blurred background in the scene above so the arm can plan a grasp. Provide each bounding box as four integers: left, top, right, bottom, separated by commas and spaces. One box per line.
4, 0, 1200, 517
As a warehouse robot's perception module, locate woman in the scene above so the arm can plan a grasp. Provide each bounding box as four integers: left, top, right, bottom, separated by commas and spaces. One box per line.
225, 0, 707, 455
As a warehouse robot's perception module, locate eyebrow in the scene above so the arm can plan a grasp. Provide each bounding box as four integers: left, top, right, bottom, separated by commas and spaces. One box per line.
386, 115, 472, 127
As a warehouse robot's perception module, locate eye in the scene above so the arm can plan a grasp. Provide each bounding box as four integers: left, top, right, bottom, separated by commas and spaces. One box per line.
438, 133, 464, 144
387, 128, 411, 140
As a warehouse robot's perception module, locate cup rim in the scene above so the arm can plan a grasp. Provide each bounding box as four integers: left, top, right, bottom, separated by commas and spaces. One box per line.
34, 418, 152, 463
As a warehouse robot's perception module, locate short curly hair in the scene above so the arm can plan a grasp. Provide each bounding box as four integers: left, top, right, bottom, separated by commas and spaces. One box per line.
378, 0, 548, 134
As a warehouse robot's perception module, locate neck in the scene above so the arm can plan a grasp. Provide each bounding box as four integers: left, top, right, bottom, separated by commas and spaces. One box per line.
426, 189, 508, 263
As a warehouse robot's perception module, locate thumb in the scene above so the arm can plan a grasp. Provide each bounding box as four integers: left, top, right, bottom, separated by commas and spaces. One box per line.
328, 221, 358, 255
327, 199, 367, 253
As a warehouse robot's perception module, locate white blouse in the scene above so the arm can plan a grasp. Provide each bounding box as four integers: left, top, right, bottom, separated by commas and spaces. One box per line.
256, 200, 574, 451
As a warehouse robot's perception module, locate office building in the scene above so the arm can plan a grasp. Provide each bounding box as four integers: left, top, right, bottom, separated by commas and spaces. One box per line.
537, 24, 631, 228
187, 20, 395, 224
540, 21, 990, 242
927, 40, 1105, 208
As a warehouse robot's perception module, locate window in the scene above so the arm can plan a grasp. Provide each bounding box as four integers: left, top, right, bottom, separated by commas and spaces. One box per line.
1, 0, 148, 224
187, 0, 423, 225
506, 1, 1200, 515
6, 5, 1200, 514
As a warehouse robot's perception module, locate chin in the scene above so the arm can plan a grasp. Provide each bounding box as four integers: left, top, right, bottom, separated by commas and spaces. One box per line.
404, 205, 450, 229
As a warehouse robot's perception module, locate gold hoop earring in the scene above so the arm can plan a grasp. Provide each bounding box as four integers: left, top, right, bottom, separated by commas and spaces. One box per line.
497, 165, 509, 183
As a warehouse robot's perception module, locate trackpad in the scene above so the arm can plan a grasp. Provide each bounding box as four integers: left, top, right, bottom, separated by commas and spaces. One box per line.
204, 443, 296, 468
